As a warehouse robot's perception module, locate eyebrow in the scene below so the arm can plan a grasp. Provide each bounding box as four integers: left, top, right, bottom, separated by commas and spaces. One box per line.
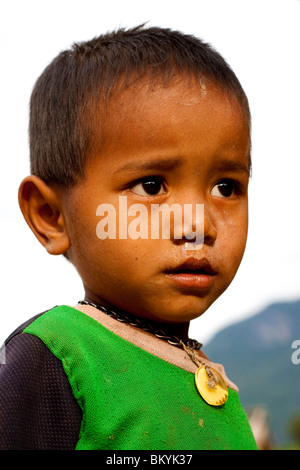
114, 156, 250, 176
213, 159, 250, 176
114, 157, 183, 174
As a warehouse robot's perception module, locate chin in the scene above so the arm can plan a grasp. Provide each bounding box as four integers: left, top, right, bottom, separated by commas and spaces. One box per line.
149, 300, 210, 324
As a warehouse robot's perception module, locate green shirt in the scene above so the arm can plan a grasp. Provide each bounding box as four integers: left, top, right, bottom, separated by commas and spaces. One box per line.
25, 305, 257, 450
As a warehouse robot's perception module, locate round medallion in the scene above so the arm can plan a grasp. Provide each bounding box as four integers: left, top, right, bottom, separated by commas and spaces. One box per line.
195, 365, 228, 406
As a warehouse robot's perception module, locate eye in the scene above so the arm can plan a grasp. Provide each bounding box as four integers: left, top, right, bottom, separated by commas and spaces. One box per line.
130, 176, 166, 196
211, 180, 238, 198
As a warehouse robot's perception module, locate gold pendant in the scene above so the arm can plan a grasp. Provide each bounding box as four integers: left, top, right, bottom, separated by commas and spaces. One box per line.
195, 365, 228, 406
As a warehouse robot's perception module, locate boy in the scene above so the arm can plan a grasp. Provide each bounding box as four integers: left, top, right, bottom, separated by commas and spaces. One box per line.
0, 25, 257, 450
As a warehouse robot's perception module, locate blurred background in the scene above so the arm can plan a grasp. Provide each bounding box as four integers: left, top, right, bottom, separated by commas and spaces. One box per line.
0, 0, 299, 449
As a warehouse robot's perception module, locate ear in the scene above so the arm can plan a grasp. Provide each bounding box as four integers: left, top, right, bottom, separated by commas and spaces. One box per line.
18, 175, 71, 255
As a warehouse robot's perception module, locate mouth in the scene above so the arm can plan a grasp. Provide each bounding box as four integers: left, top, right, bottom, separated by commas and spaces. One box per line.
165, 257, 217, 275
164, 257, 217, 290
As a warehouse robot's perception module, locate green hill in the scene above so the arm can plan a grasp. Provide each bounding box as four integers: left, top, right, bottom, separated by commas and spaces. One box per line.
204, 299, 300, 447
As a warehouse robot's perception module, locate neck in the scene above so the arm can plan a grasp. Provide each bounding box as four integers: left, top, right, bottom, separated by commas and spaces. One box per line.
82, 296, 190, 343
147, 318, 190, 343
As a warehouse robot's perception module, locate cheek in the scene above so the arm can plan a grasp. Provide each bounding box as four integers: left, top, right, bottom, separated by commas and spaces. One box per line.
86, 237, 160, 279
67, 195, 160, 283
82, 238, 164, 312
216, 208, 248, 269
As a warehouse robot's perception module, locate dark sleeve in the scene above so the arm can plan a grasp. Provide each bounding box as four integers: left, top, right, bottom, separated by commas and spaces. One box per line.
0, 327, 82, 450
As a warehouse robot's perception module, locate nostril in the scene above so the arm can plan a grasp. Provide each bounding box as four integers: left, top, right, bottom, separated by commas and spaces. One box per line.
204, 233, 216, 247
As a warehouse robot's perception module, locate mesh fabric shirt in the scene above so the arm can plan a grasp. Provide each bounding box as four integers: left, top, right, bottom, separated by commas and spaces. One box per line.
0, 305, 257, 450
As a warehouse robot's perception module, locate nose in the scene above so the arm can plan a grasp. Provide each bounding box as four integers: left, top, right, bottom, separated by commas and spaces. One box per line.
202, 209, 217, 246
170, 200, 217, 248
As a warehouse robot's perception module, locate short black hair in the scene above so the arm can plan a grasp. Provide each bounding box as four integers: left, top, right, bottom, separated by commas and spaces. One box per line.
29, 24, 251, 186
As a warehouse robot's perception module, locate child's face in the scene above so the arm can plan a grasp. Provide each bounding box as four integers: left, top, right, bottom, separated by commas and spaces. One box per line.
61, 78, 250, 325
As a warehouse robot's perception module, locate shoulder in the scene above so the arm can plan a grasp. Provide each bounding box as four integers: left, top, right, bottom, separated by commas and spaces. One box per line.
0, 310, 82, 450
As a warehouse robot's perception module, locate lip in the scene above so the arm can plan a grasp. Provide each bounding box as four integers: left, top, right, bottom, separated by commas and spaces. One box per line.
164, 257, 217, 290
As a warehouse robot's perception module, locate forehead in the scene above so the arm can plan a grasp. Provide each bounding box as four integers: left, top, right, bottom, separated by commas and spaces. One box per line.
90, 76, 251, 170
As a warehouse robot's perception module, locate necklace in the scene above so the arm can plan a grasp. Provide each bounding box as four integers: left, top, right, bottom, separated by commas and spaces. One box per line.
78, 300, 228, 406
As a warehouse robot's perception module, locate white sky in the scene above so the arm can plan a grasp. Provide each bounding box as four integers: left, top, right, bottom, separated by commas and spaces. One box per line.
1, 0, 300, 344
